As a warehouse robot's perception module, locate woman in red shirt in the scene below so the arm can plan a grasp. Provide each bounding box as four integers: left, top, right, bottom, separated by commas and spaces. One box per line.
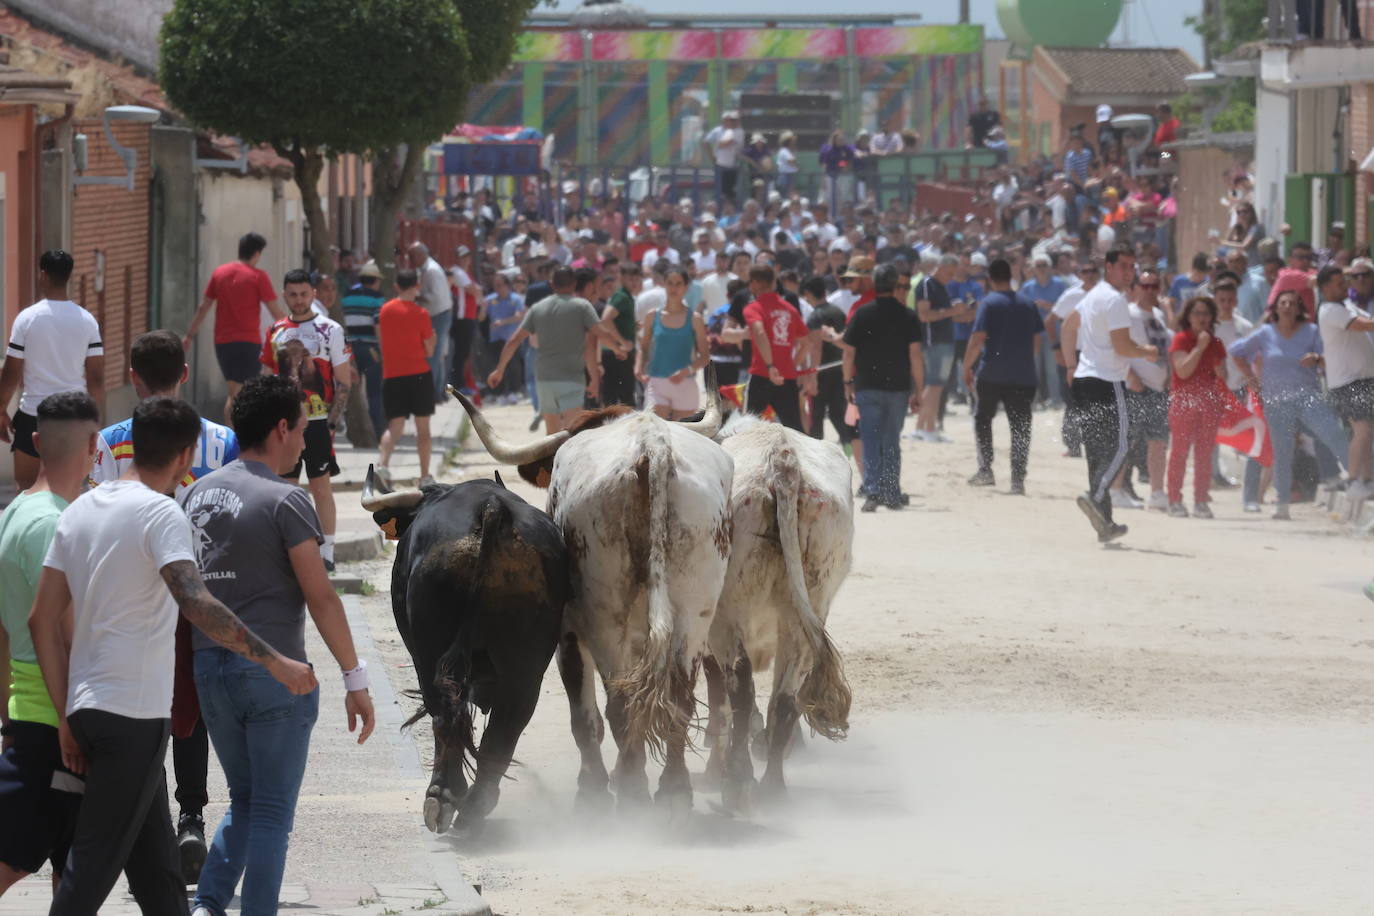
1166, 295, 1229, 518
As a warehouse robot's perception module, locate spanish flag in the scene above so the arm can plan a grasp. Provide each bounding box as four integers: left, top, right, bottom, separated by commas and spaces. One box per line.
719, 383, 776, 422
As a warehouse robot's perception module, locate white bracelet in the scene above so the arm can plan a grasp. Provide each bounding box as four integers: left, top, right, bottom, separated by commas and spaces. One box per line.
342, 658, 370, 692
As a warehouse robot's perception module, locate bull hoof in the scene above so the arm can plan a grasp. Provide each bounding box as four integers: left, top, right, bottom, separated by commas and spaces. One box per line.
574, 786, 613, 815
615, 786, 653, 815
721, 776, 754, 816
757, 773, 788, 807
656, 787, 693, 826
700, 754, 724, 790
423, 795, 455, 834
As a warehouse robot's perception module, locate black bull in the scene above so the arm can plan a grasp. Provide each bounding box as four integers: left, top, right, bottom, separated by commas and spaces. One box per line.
364, 468, 569, 832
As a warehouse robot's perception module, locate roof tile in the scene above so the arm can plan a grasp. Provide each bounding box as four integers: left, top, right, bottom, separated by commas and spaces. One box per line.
1040, 46, 1198, 98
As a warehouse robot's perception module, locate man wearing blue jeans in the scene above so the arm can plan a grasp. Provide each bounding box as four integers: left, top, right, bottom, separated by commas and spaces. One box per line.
182, 376, 375, 916
843, 264, 924, 512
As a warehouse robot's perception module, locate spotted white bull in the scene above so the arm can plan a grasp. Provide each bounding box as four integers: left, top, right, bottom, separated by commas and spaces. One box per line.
704, 414, 853, 812
456, 384, 732, 816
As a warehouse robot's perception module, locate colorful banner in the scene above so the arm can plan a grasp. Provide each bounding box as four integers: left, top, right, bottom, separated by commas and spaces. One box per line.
720, 29, 845, 60
855, 25, 982, 57
592, 30, 715, 61
513, 32, 582, 62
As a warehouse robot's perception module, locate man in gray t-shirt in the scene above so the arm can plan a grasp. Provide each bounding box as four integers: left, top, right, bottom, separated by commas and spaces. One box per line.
182, 459, 322, 661
179, 375, 374, 916
486, 266, 628, 431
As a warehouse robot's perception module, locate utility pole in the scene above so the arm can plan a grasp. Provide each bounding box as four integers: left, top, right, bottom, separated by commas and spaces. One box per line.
959, 0, 970, 24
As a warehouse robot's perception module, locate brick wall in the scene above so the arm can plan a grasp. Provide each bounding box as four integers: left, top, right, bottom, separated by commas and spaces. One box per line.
70, 119, 151, 393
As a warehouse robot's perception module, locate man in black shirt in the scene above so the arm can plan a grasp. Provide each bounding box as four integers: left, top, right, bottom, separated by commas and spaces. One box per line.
966, 96, 1001, 149
842, 264, 924, 512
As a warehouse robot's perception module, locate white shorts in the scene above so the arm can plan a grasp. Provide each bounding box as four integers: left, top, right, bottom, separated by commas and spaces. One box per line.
645, 375, 700, 413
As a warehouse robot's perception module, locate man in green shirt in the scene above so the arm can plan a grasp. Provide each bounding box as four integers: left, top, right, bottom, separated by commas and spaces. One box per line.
598, 263, 641, 406
0, 390, 99, 896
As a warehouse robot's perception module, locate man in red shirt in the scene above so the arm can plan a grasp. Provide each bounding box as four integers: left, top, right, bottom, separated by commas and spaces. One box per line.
1153, 103, 1181, 146
184, 232, 284, 424
1267, 241, 1317, 316
743, 265, 812, 431
376, 269, 437, 486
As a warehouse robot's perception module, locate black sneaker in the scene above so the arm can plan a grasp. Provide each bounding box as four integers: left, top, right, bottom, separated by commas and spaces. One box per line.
1009, 479, 1025, 495
177, 812, 206, 886
1098, 522, 1129, 543
1075, 493, 1108, 538
881, 496, 905, 510
529, 414, 542, 432
323, 558, 336, 575
860, 496, 881, 513
967, 468, 996, 487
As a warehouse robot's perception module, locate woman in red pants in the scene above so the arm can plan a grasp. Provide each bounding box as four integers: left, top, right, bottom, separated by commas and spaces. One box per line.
1167, 295, 1229, 518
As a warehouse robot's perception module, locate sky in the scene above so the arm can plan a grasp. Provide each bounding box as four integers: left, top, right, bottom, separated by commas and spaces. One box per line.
544, 0, 1206, 63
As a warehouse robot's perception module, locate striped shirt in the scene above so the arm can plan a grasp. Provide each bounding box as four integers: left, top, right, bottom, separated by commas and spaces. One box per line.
340, 284, 386, 344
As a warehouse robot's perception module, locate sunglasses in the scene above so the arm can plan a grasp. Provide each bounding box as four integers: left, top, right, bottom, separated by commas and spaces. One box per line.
1137, 282, 1159, 289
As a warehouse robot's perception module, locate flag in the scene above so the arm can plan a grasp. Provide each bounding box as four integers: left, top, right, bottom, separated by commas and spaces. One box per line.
1216, 386, 1273, 468
718, 383, 776, 422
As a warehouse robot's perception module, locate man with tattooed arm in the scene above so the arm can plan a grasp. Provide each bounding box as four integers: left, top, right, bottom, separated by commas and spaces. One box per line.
29, 396, 317, 916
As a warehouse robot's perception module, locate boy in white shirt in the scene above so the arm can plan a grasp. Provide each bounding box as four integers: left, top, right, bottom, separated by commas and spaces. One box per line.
29, 396, 315, 915
0, 250, 104, 490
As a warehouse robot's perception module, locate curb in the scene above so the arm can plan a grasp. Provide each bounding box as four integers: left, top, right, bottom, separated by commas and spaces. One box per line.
335, 530, 382, 563
341, 596, 493, 916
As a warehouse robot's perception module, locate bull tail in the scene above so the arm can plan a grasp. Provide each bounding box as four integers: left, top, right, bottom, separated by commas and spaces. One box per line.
614, 437, 688, 761
429, 497, 511, 779
773, 447, 851, 740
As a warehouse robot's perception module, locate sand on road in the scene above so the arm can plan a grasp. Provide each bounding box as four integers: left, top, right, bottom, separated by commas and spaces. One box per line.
353, 401, 1374, 915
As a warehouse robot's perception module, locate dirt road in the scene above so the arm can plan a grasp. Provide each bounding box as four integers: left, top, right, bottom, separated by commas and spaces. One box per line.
353, 402, 1374, 915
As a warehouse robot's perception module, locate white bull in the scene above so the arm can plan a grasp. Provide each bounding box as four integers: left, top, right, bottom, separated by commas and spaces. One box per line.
456, 388, 733, 816
704, 415, 853, 812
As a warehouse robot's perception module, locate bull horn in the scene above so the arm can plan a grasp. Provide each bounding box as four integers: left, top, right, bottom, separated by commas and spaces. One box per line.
450, 386, 569, 466
361, 464, 425, 512
678, 363, 722, 438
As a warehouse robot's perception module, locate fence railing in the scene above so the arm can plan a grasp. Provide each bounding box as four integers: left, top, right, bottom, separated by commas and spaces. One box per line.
1266, 0, 1365, 41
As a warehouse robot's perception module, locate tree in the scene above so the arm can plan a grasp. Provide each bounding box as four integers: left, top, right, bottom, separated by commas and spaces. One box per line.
1179, 0, 1265, 133
369, 0, 540, 284
162, 0, 473, 276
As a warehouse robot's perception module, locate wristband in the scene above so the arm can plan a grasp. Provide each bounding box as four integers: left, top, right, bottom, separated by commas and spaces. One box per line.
798, 368, 817, 376
342, 659, 370, 692
843, 379, 856, 386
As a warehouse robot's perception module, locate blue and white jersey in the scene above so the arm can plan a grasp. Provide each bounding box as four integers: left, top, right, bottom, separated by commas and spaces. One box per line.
90, 417, 239, 496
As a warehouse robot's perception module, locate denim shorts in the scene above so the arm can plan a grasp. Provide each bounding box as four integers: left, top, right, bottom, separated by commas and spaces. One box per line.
923, 343, 955, 386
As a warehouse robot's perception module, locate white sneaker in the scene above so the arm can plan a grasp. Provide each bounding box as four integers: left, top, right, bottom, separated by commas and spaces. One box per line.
928, 431, 952, 443
192, 908, 213, 916
1146, 491, 1168, 511
1243, 501, 1261, 513
1109, 488, 1143, 509
1349, 480, 1371, 504
419, 474, 437, 488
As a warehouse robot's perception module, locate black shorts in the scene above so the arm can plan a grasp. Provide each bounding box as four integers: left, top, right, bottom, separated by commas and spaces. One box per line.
10, 410, 37, 457
215, 341, 263, 384
1126, 387, 1169, 441
383, 372, 435, 420
1329, 377, 1374, 422
287, 419, 340, 480
0, 720, 81, 874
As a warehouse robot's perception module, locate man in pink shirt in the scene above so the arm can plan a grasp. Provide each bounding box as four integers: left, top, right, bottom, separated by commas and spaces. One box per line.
1267, 241, 1317, 316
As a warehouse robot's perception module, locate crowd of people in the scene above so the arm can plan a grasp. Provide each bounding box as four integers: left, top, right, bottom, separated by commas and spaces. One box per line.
5, 123, 1374, 912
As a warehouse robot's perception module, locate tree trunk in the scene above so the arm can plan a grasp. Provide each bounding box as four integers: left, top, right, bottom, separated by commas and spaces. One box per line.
369, 143, 425, 289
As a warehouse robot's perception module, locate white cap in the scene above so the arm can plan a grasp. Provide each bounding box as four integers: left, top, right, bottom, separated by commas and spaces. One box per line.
1096, 104, 1113, 123
969, 252, 988, 267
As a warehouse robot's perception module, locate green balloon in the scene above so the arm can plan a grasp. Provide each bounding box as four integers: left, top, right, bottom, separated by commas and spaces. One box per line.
997, 0, 1123, 49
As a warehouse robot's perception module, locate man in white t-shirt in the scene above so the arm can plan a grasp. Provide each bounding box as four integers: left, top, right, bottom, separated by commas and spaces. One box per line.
1317, 262, 1374, 491
690, 232, 718, 276
700, 250, 734, 313
0, 250, 105, 490
1120, 272, 1174, 511
1048, 262, 1101, 457
1060, 247, 1158, 541
703, 110, 744, 203
29, 396, 315, 915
